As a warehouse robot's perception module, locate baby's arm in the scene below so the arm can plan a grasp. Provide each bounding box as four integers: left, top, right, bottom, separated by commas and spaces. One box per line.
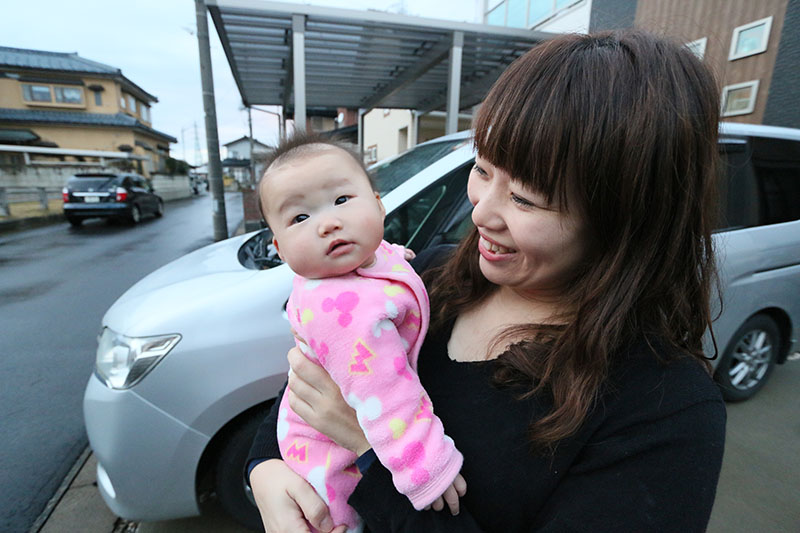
300, 287, 462, 510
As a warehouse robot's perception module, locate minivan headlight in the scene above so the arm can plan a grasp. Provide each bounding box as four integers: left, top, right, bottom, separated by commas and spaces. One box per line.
96, 328, 181, 389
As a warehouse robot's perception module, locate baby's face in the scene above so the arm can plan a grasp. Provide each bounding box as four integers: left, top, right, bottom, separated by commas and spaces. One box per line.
261, 146, 385, 279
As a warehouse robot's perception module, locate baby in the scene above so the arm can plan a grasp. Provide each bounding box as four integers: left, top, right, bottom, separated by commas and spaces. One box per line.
258, 133, 464, 533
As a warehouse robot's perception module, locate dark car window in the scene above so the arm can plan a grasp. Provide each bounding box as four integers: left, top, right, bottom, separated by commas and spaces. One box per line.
384, 162, 472, 251
750, 136, 800, 225
67, 175, 120, 192
717, 135, 800, 231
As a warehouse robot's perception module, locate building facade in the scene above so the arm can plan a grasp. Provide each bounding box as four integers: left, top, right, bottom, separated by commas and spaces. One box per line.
0, 46, 176, 176
222, 136, 273, 184
483, 0, 799, 129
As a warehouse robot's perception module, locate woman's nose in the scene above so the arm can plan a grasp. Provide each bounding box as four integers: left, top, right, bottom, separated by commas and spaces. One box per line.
469, 179, 502, 231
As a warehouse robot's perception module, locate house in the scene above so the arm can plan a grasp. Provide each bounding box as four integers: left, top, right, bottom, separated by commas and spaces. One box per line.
222, 136, 272, 184
0, 46, 177, 176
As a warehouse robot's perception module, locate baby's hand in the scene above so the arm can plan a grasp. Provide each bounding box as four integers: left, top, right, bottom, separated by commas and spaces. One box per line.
425, 473, 467, 516
403, 247, 416, 261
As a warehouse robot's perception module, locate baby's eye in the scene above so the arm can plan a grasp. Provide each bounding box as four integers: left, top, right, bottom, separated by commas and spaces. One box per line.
291, 214, 309, 224
334, 195, 350, 205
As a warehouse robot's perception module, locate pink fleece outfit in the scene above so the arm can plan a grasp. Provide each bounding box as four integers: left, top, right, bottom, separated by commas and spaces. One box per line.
278, 240, 463, 533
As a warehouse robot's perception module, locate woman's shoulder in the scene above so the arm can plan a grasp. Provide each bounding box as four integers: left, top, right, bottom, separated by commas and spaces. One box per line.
600, 337, 725, 425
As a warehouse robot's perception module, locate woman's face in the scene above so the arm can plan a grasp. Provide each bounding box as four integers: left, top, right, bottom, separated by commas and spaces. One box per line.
467, 155, 588, 300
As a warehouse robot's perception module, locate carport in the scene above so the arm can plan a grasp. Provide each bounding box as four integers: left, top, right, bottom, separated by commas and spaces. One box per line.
195, 0, 552, 239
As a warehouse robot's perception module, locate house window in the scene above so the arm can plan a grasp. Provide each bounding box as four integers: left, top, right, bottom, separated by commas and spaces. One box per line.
365, 145, 378, 165
142, 106, 150, 122
94, 91, 102, 106
686, 37, 707, 59
721, 80, 759, 117
22, 84, 53, 102
127, 94, 137, 113
729, 16, 772, 60
120, 96, 126, 108
54, 86, 84, 104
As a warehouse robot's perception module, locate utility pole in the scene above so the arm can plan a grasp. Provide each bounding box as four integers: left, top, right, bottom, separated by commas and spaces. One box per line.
194, 0, 227, 241
248, 107, 255, 185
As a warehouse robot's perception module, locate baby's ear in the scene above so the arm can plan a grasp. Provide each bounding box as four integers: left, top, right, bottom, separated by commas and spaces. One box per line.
272, 237, 284, 260
375, 191, 386, 217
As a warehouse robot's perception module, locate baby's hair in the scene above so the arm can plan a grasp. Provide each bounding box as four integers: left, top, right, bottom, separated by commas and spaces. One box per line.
258, 131, 376, 226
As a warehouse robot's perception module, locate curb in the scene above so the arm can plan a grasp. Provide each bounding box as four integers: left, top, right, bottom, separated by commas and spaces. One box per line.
0, 212, 65, 234
29, 446, 91, 533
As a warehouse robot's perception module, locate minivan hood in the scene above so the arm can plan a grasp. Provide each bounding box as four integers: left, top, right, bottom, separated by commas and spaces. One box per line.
103, 231, 288, 336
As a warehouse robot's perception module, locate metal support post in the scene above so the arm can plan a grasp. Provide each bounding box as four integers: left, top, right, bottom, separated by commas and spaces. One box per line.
195, 0, 228, 241
410, 111, 419, 148
248, 107, 255, 185
38, 187, 48, 210
292, 14, 307, 132
358, 109, 366, 156
0, 188, 8, 217
446, 31, 464, 135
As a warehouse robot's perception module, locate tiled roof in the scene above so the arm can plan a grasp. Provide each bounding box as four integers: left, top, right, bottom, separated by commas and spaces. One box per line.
0, 46, 118, 74
0, 108, 177, 143
0, 46, 158, 102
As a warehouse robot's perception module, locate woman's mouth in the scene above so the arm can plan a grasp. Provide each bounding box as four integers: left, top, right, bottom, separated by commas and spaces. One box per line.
478, 235, 515, 262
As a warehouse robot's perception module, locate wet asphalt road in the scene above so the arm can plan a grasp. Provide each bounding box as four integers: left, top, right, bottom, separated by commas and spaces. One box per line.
0, 192, 242, 532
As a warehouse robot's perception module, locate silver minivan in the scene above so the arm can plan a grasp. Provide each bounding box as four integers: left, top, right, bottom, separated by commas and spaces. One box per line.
83, 124, 799, 530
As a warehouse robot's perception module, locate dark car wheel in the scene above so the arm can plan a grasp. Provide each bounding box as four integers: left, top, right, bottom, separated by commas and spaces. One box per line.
214, 412, 265, 532
66, 215, 83, 227
129, 205, 142, 224
155, 199, 164, 217
715, 314, 780, 402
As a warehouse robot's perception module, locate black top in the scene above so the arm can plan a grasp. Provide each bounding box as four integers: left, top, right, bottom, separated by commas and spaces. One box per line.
247, 246, 727, 532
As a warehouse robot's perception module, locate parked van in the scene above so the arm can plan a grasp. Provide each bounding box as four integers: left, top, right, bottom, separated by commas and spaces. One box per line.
710, 122, 800, 401
83, 125, 799, 529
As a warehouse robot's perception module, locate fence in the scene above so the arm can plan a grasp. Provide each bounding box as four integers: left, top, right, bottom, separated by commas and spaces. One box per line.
0, 187, 63, 217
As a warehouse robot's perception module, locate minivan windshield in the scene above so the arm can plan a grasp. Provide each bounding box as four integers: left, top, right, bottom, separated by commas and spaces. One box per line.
372, 138, 469, 195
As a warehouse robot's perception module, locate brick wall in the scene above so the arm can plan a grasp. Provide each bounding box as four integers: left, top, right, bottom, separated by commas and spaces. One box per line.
589, 0, 637, 31
763, 0, 800, 128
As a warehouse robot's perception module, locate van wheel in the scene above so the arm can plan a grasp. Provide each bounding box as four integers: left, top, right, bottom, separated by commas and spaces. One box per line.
155, 200, 164, 217
715, 314, 780, 402
214, 412, 265, 532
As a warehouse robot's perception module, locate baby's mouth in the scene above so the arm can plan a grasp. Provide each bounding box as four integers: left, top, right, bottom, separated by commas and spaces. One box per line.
327, 240, 352, 254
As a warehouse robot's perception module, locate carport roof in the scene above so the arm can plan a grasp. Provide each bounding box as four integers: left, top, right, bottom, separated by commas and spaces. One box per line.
207, 0, 553, 113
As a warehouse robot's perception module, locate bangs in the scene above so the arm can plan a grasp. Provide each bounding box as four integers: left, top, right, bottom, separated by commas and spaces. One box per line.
473, 34, 606, 211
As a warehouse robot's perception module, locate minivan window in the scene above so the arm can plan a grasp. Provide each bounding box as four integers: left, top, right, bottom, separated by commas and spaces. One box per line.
718, 136, 800, 231
750, 136, 800, 225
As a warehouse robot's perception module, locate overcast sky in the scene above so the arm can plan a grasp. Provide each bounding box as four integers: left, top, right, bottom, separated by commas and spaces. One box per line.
1, 0, 482, 164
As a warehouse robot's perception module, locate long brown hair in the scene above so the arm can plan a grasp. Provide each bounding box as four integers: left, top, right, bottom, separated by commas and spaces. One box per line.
426, 30, 721, 450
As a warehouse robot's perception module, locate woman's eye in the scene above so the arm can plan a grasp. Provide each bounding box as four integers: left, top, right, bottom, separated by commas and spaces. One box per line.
291, 214, 308, 224
335, 195, 349, 205
472, 164, 487, 176
511, 194, 535, 208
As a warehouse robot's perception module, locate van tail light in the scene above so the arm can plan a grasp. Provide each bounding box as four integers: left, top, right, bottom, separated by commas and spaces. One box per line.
115, 187, 128, 202
62, 187, 69, 202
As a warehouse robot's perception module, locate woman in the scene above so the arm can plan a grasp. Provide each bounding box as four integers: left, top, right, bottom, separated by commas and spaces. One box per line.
248, 30, 726, 532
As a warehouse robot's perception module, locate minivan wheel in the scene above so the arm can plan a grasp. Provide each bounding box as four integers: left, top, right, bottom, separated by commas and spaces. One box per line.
129, 205, 141, 224
155, 199, 164, 217
214, 413, 265, 532
715, 314, 780, 402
